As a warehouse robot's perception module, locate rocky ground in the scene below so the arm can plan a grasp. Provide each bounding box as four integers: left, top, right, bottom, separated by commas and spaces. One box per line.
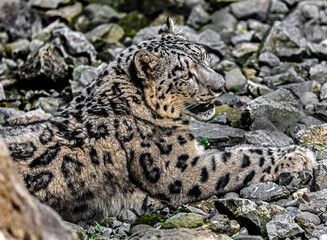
0, 0, 327, 239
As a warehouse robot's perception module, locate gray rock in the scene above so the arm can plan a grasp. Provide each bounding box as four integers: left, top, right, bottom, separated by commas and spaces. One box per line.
258, 52, 280, 68
247, 81, 274, 97
321, 82, 327, 101
191, 120, 246, 149
52, 25, 97, 63
210, 7, 238, 32
225, 68, 247, 91
130, 224, 154, 235
270, 0, 289, 14
264, 67, 306, 88
215, 198, 281, 234
184, 206, 209, 218
214, 60, 237, 74
240, 182, 290, 202
305, 225, 327, 239
309, 61, 327, 84
249, 117, 278, 132
18, 43, 68, 89
35, 97, 60, 114
6, 108, 51, 124
184, 0, 204, 9
222, 192, 240, 199
71, 65, 103, 95
313, 160, 327, 191
215, 93, 239, 106
232, 42, 259, 63
29, 0, 69, 9
244, 130, 293, 147
260, 21, 307, 60
0, 0, 42, 41
295, 211, 321, 228
304, 24, 327, 43
279, 172, 301, 192
128, 228, 219, 240
5, 39, 30, 59
299, 189, 327, 213
282, 81, 320, 99
45, 3, 82, 23
162, 213, 203, 229
247, 19, 270, 41
196, 29, 227, 56
308, 41, 327, 59
133, 25, 196, 43
266, 213, 304, 239
86, 23, 124, 47
0, 32, 8, 44
230, 0, 271, 21
81, 3, 120, 30
207, 214, 231, 233
186, 4, 209, 29
300, 3, 319, 19
231, 31, 255, 46
246, 89, 301, 132
233, 235, 264, 240
300, 92, 319, 110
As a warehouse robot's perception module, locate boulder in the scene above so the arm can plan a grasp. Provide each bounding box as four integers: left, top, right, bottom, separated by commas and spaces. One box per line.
246, 89, 301, 132
240, 182, 290, 202
230, 0, 271, 21
266, 213, 304, 240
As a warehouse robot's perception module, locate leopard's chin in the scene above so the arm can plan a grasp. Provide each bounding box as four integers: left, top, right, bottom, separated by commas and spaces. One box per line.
185, 103, 216, 122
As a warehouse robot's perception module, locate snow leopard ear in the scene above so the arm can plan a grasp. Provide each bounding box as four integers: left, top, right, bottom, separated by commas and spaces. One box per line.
158, 17, 175, 34
134, 50, 159, 80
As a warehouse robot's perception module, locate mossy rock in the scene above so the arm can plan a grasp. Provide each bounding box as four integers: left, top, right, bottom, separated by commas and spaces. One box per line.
162, 213, 203, 229
135, 214, 164, 226
119, 11, 148, 38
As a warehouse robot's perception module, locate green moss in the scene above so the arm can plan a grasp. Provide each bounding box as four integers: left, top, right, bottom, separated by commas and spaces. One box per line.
135, 214, 164, 226
118, 11, 148, 38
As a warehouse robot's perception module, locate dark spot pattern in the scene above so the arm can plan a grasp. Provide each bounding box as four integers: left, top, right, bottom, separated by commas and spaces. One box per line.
177, 135, 187, 145
241, 155, 251, 168
24, 171, 53, 194
103, 151, 113, 165
200, 167, 209, 182
9, 141, 37, 160
86, 122, 109, 139
139, 153, 161, 183
29, 144, 61, 168
191, 156, 199, 167
89, 147, 100, 165
216, 173, 230, 191
222, 152, 231, 163
168, 180, 182, 194
259, 157, 265, 167
243, 170, 256, 186
176, 154, 189, 172
155, 142, 172, 155
188, 185, 201, 198
39, 127, 54, 145
61, 155, 84, 178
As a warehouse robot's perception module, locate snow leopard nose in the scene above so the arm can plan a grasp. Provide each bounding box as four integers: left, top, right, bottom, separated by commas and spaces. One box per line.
197, 64, 225, 92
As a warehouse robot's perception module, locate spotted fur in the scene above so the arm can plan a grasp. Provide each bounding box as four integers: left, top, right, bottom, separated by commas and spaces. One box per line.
0, 18, 315, 223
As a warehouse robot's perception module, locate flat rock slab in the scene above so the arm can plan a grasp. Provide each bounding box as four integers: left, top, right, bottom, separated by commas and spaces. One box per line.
266, 213, 304, 240
128, 228, 225, 240
240, 182, 290, 202
191, 120, 246, 148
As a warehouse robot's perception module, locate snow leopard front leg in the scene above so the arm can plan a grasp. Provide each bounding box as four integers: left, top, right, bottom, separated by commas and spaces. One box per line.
129, 145, 315, 207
